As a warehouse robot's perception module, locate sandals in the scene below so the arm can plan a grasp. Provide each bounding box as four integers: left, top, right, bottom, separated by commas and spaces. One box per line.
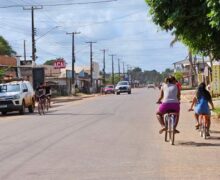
159, 127, 167, 134
159, 128, 180, 134
174, 129, 180, 133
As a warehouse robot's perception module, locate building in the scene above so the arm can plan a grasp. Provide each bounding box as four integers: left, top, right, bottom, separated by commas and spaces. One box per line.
173, 57, 211, 86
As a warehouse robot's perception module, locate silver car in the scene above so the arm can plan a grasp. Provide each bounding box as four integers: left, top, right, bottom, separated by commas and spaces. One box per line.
115, 81, 131, 95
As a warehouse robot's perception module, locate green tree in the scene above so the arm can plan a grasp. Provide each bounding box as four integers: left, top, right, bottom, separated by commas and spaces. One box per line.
0, 69, 5, 80
43, 59, 55, 65
105, 74, 121, 85
145, 0, 220, 59
131, 67, 143, 82
143, 70, 162, 83
174, 71, 183, 82
161, 68, 174, 80
0, 36, 16, 56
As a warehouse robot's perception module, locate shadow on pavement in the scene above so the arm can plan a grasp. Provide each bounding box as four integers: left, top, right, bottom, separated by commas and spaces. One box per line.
178, 141, 220, 147
210, 130, 220, 134
49, 104, 63, 108
208, 136, 220, 140
45, 112, 114, 116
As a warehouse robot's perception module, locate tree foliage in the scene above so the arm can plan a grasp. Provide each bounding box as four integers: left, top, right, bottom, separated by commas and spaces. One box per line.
0, 68, 6, 82
105, 74, 121, 85
174, 71, 183, 81
0, 36, 15, 56
44, 59, 55, 65
145, 0, 220, 59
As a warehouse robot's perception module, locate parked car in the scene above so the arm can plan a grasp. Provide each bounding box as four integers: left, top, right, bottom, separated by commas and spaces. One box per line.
115, 81, 131, 95
0, 81, 35, 115
103, 84, 115, 94
147, 83, 155, 89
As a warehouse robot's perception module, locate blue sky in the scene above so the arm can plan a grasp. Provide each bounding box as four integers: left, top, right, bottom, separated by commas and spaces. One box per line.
0, 0, 188, 72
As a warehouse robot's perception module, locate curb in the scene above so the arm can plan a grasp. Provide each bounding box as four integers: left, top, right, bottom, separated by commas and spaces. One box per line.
51, 94, 98, 104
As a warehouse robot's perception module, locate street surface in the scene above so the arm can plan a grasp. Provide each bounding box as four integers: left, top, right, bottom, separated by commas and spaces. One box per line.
0, 88, 220, 180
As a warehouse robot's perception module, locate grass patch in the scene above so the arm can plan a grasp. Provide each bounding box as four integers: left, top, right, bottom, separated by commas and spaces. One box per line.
213, 107, 220, 116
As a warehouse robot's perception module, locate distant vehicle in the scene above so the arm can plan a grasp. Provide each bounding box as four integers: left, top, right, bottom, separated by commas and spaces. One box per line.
103, 84, 115, 94
0, 81, 35, 115
115, 81, 131, 95
147, 83, 155, 89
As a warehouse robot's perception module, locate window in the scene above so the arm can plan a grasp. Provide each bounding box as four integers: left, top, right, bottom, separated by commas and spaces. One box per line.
0, 84, 20, 92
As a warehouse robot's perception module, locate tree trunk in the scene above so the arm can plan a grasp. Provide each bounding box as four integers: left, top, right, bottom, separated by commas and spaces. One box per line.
188, 51, 193, 88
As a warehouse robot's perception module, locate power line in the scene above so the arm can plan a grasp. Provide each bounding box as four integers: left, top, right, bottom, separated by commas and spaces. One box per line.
36, 26, 61, 41
0, 0, 118, 8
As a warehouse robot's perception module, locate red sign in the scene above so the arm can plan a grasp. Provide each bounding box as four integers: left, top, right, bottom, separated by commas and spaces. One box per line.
53, 59, 66, 69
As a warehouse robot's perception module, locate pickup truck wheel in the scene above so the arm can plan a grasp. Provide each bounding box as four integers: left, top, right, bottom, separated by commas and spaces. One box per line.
1, 111, 7, 115
128, 91, 131, 94
19, 101, 25, 115
28, 100, 35, 113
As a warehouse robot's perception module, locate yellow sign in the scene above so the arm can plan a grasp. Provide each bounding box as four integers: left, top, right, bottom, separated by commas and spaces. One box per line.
212, 61, 220, 95
197, 73, 203, 85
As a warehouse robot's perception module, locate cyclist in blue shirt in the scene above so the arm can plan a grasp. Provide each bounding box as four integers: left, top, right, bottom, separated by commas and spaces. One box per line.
189, 82, 215, 136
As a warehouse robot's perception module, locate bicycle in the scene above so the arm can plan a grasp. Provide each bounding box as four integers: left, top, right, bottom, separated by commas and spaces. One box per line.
37, 95, 45, 115
198, 114, 209, 139
45, 94, 51, 112
164, 111, 178, 145
188, 108, 211, 139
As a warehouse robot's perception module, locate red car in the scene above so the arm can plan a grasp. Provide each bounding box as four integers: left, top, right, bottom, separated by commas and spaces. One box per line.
103, 85, 115, 94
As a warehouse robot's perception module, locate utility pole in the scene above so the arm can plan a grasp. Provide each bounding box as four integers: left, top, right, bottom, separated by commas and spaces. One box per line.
23, 6, 43, 62
101, 49, 107, 85
127, 64, 130, 82
66, 32, 80, 87
118, 58, 121, 80
123, 61, 125, 80
24, 40, 27, 63
86, 41, 96, 88
109, 54, 116, 85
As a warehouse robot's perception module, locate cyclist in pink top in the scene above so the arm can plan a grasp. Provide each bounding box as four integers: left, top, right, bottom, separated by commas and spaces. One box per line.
156, 76, 181, 134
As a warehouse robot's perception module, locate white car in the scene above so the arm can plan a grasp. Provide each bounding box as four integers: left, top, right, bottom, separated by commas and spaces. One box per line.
147, 83, 155, 89
0, 81, 35, 115
115, 81, 131, 95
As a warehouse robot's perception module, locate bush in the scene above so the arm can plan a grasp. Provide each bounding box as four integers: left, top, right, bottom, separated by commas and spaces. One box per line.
213, 107, 220, 119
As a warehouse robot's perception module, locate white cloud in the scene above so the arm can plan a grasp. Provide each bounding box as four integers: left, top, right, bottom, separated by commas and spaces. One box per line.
0, 0, 187, 72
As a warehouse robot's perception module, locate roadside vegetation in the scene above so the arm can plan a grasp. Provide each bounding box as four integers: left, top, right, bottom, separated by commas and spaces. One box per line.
213, 107, 220, 118
0, 36, 16, 56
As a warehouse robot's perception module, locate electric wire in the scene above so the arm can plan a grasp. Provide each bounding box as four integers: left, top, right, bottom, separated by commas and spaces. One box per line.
0, 0, 118, 8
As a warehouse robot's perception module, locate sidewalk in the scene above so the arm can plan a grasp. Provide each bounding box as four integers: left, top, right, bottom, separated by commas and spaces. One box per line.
181, 89, 220, 119
51, 93, 98, 103
181, 89, 220, 105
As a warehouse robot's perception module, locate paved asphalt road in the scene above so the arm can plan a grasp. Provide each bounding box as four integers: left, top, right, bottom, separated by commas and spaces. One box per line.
0, 88, 220, 180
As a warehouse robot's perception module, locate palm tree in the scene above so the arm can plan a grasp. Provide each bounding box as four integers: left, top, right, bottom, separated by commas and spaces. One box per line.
170, 36, 196, 87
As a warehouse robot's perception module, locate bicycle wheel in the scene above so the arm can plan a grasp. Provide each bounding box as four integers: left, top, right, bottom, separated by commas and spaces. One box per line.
203, 126, 207, 139
170, 115, 175, 145
42, 100, 45, 114
45, 98, 49, 112
164, 115, 168, 142
199, 116, 203, 137
170, 130, 175, 145
38, 101, 43, 115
